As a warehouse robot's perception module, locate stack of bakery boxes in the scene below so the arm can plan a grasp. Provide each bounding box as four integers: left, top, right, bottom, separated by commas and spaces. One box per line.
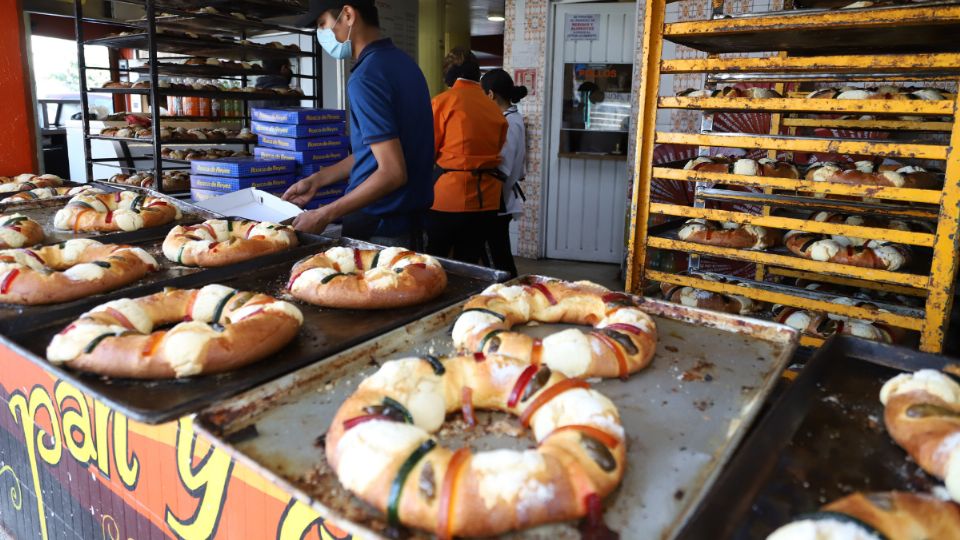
252, 106, 350, 209
188, 107, 350, 206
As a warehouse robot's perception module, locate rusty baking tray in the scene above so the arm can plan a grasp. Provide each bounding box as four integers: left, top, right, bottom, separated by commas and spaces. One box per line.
0, 183, 214, 246
0, 240, 506, 424
677, 336, 956, 540
0, 231, 327, 335
194, 281, 798, 539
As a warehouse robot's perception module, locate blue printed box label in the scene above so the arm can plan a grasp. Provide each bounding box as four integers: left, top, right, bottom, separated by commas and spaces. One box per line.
190, 174, 296, 192
189, 157, 296, 178
258, 135, 349, 152
254, 146, 349, 164
251, 120, 346, 138
251, 107, 347, 125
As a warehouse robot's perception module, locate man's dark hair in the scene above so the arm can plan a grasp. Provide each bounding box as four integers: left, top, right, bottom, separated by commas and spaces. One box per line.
328, 1, 380, 28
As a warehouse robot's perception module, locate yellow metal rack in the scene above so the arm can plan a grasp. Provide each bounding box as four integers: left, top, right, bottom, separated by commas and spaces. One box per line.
627, 2, 960, 352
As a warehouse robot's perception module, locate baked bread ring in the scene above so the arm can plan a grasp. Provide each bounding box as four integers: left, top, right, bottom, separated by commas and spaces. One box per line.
881, 369, 960, 504
660, 275, 760, 315
0, 214, 44, 248
784, 230, 909, 271
163, 219, 298, 267
0, 174, 64, 193
53, 191, 181, 233
684, 156, 799, 179
767, 492, 960, 540
325, 355, 626, 538
772, 302, 897, 344
806, 162, 940, 189
287, 246, 447, 309
451, 280, 656, 379
0, 239, 159, 305
811, 211, 933, 248
2, 186, 101, 204
679, 218, 782, 250
46, 284, 303, 379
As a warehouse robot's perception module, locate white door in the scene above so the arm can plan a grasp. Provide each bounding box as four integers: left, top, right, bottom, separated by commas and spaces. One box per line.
545, 2, 636, 263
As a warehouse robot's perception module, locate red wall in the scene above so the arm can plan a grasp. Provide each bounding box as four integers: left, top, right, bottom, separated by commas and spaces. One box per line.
0, 0, 38, 175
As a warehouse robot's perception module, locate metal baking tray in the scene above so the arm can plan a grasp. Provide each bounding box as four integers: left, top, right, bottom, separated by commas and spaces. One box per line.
194, 282, 798, 540
678, 336, 957, 540
0, 231, 327, 335
0, 240, 506, 424
0, 183, 214, 246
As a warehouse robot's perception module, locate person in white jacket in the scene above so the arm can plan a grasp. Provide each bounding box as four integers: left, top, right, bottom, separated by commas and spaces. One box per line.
480, 69, 528, 277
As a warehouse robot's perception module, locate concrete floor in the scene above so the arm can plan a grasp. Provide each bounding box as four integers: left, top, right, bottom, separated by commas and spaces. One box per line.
515, 257, 624, 291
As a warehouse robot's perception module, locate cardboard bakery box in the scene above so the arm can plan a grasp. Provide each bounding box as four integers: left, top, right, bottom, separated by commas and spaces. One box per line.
189, 156, 296, 178
250, 107, 346, 125
257, 134, 350, 152
194, 188, 303, 223
254, 146, 349, 165
189, 173, 295, 192
250, 120, 346, 139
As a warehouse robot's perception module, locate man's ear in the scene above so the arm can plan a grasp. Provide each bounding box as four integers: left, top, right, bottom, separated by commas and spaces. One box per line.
342, 5, 356, 25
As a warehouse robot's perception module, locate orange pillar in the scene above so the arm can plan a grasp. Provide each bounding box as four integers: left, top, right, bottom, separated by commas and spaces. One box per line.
0, 0, 38, 175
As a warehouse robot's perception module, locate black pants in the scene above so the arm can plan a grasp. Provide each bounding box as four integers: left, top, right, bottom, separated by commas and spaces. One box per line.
425, 210, 497, 265
486, 214, 518, 278
341, 210, 424, 250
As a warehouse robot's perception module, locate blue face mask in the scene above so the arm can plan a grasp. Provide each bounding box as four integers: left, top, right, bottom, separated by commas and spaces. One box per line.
317, 11, 352, 60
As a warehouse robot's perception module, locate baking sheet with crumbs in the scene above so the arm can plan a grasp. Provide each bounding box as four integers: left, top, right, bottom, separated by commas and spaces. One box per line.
197, 290, 798, 540
678, 337, 958, 540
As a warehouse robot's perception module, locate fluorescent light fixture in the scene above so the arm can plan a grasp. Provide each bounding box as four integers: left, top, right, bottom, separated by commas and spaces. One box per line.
487, 14, 505, 22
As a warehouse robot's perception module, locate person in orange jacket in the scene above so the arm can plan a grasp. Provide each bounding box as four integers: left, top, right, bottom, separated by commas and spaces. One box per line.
425, 47, 508, 264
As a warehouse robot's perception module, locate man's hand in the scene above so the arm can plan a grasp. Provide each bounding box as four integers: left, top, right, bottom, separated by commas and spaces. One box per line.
282, 177, 319, 207
292, 207, 334, 234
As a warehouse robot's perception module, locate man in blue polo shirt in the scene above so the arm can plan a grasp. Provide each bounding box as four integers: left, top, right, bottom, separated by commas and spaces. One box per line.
285, 0, 434, 248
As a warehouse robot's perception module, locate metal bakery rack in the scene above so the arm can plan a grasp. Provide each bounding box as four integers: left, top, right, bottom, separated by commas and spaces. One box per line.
72, 0, 319, 193
627, 0, 960, 352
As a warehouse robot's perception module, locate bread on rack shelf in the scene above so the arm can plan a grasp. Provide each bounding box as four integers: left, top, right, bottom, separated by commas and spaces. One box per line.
811, 211, 933, 247
772, 299, 899, 343
766, 491, 960, 540
108, 171, 190, 191
677, 87, 783, 98
881, 369, 960, 503
784, 230, 910, 271
684, 156, 800, 179
99, 80, 304, 96
659, 274, 762, 315
679, 219, 781, 250
160, 147, 250, 161
99, 125, 256, 142
807, 85, 950, 101
805, 161, 940, 189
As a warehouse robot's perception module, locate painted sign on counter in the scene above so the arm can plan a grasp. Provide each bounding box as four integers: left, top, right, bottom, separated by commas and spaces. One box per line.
564, 13, 600, 41
0, 344, 353, 540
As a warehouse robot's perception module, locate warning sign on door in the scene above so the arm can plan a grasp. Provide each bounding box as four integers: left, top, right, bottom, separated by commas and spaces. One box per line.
564, 14, 600, 41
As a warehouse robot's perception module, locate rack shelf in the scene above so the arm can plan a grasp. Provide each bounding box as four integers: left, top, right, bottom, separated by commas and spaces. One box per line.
89, 86, 307, 101
73, 0, 318, 193
628, 1, 960, 352
664, 3, 960, 55
86, 33, 313, 62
